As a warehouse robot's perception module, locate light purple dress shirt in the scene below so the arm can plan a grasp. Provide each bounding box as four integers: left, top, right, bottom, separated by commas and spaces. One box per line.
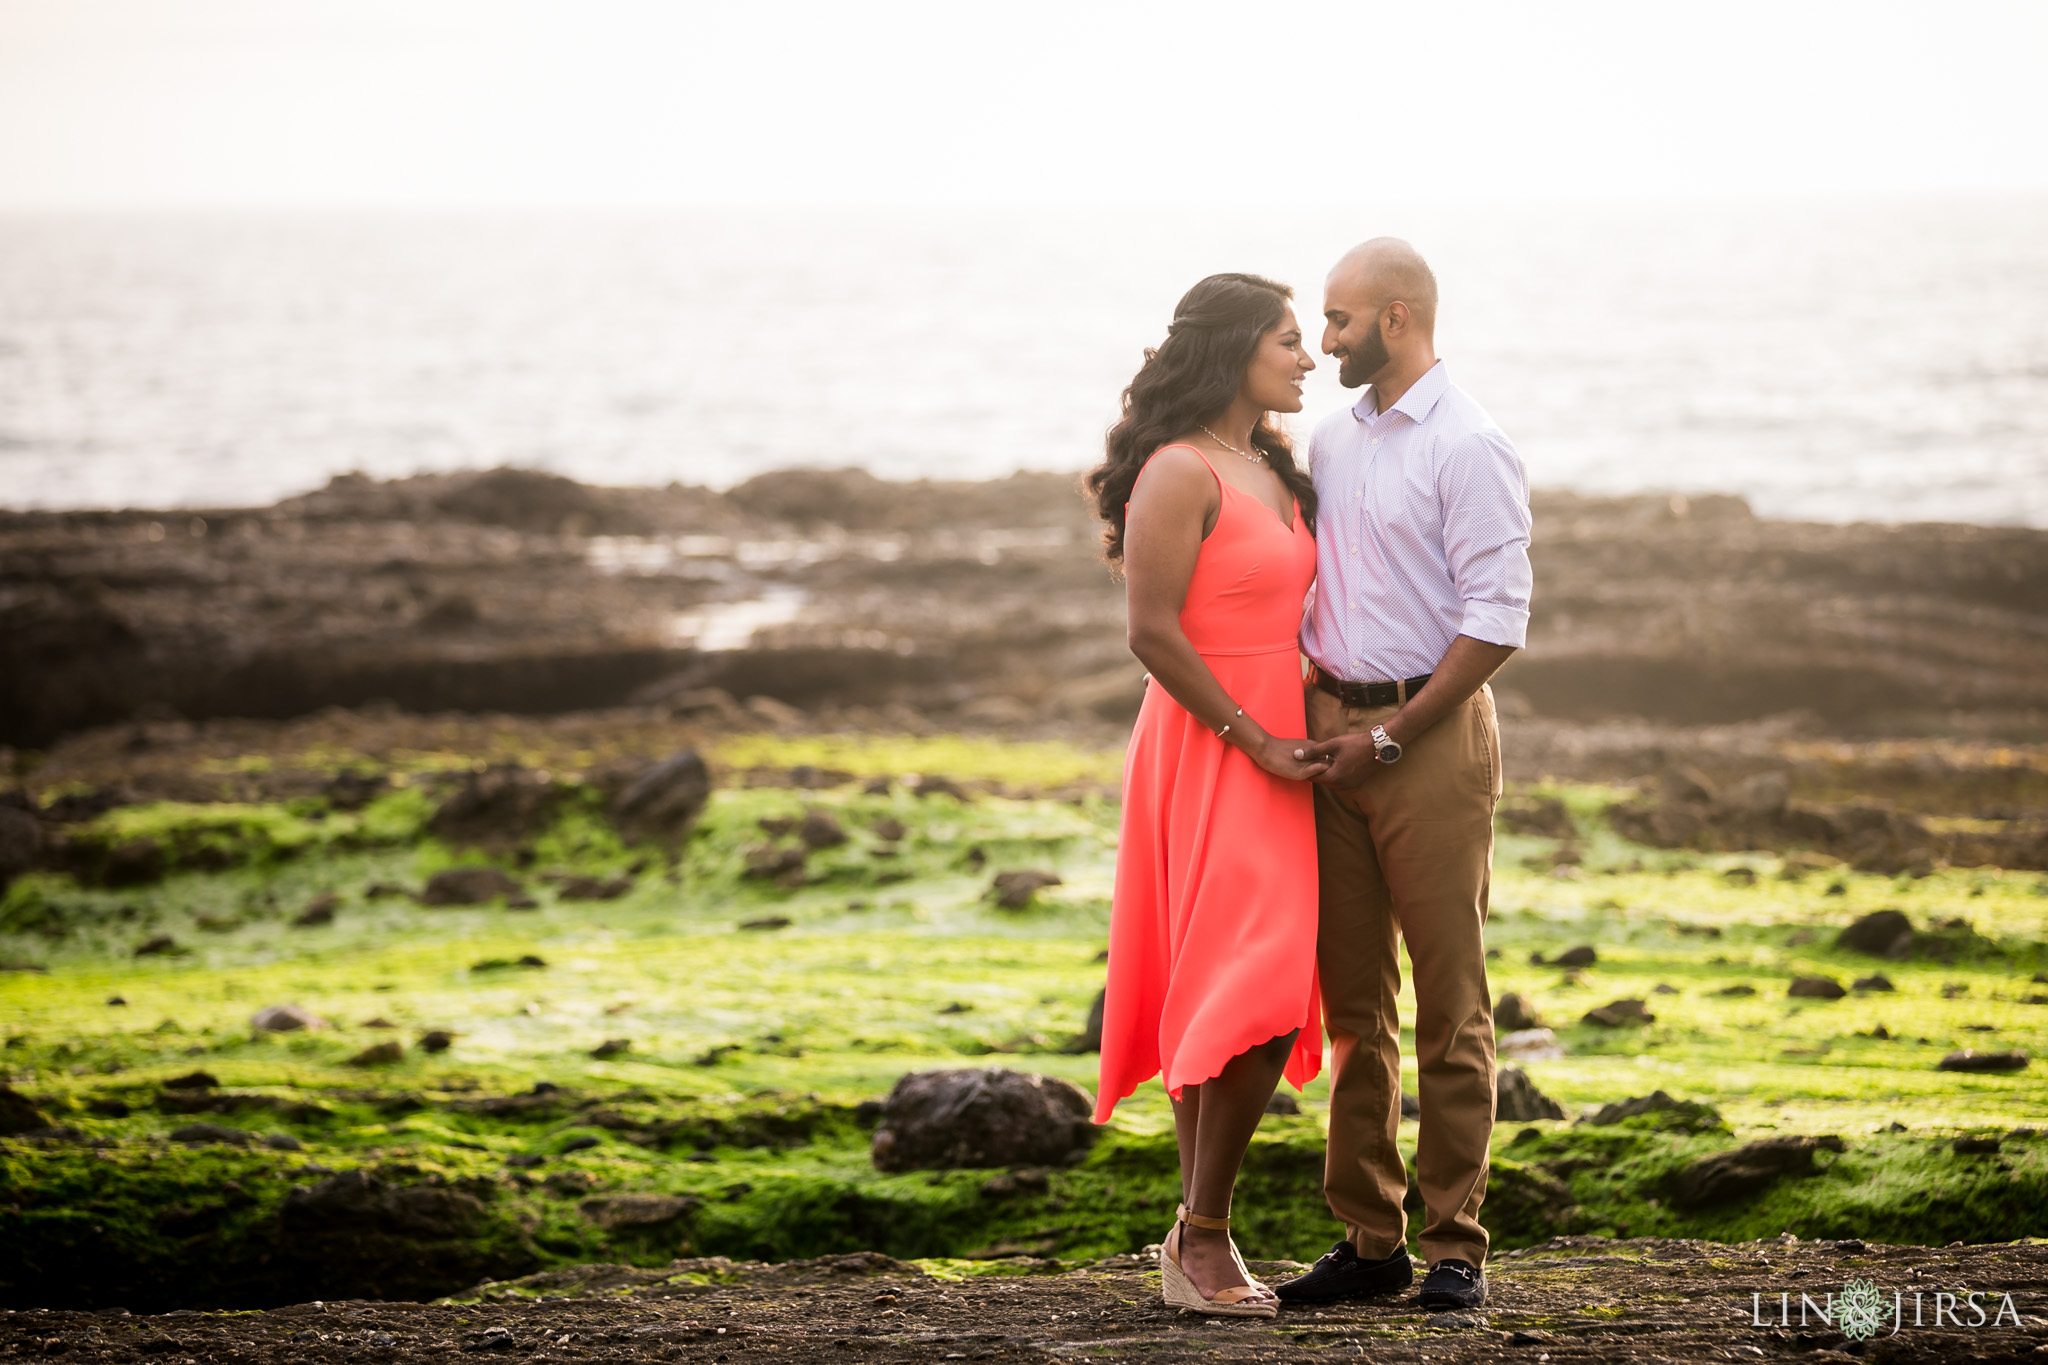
1298, 360, 1533, 683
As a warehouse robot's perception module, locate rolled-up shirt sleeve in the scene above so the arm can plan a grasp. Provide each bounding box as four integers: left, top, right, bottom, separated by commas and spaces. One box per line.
1436, 430, 1534, 648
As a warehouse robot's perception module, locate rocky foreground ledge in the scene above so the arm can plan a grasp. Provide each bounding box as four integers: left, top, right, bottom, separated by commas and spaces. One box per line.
5, 1238, 2046, 1364
6, 466, 2046, 750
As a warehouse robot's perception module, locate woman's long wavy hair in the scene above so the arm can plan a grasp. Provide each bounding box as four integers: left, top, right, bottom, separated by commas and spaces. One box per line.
1084, 272, 1317, 567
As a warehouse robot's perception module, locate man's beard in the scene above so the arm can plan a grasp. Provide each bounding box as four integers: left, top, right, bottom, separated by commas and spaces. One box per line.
1338, 316, 1389, 388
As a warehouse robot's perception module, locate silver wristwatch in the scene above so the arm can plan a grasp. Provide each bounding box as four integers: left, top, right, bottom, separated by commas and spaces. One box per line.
1369, 724, 1403, 764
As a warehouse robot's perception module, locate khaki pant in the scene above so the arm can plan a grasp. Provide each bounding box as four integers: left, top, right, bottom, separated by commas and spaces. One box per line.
1307, 683, 1501, 1267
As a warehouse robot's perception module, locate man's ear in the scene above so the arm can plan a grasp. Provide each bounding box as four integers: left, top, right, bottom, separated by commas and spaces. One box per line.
1385, 300, 1411, 338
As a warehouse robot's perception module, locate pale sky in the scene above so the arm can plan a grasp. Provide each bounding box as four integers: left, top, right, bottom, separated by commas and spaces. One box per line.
0, 0, 2044, 207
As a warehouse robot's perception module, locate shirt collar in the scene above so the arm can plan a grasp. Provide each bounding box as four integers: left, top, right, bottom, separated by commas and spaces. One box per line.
1353, 359, 1449, 425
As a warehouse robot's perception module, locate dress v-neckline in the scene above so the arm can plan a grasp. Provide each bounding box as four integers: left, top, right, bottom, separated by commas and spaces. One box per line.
1219, 476, 1298, 533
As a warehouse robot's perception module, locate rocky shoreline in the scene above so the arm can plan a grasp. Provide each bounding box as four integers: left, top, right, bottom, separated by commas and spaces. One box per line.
6, 466, 2045, 749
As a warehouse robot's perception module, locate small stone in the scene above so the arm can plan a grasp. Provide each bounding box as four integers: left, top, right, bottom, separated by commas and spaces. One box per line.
560, 1135, 601, 1153
418, 1030, 454, 1053
1652, 983, 1680, 995
556, 875, 633, 902
1497, 1027, 1565, 1060
251, 1004, 329, 1032
161, 1070, 219, 1089
1553, 945, 1598, 968
291, 893, 339, 927
579, 1193, 701, 1229
1952, 1136, 2002, 1155
170, 1122, 254, 1146
264, 1132, 304, 1151
1938, 1049, 2028, 1073
420, 866, 526, 907
590, 1038, 631, 1059
1493, 992, 1542, 1033
1264, 1092, 1301, 1116
1508, 1329, 1547, 1345
738, 915, 792, 931
133, 935, 179, 958
796, 810, 848, 850
1496, 1065, 1564, 1121
345, 1041, 404, 1066
106, 995, 127, 1006
1582, 998, 1654, 1027
1839, 909, 1914, 959
990, 870, 1062, 910
1789, 975, 1847, 1000
870, 816, 907, 842
1716, 984, 1757, 996
1852, 975, 1895, 992
0, 1084, 50, 1135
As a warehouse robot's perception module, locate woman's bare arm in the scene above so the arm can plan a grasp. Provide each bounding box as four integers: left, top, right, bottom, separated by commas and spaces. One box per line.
1124, 448, 1328, 782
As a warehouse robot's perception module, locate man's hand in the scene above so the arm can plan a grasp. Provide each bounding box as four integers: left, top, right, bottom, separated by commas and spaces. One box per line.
1297, 732, 1382, 789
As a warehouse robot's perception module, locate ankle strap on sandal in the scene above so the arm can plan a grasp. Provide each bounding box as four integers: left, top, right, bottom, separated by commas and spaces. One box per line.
1176, 1202, 1231, 1231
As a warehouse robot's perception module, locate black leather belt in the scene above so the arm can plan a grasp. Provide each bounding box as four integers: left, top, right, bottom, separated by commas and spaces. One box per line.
1309, 667, 1432, 709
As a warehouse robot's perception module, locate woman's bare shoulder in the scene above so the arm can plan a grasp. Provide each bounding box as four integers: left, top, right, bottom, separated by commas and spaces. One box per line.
1131, 442, 1216, 496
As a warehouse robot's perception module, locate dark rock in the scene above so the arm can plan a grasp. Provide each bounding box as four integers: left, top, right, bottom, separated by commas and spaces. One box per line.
132, 934, 179, 957
0, 1083, 50, 1135
251, 1004, 328, 1032
870, 816, 907, 842
1952, 1136, 2002, 1155
346, 1041, 404, 1066
324, 769, 389, 811
609, 752, 712, 845
579, 1194, 701, 1230
1496, 1066, 1565, 1122
912, 775, 970, 801
1662, 766, 1718, 806
292, 893, 339, 927
470, 954, 547, 971
560, 1135, 601, 1153
1508, 1330, 1548, 1346
1494, 992, 1542, 1033
87, 1097, 131, 1117
1853, 974, 1895, 992
869, 1068, 1096, 1172
556, 874, 633, 901
796, 810, 848, 849
1652, 983, 1681, 995
105, 837, 167, 887
1584, 1090, 1725, 1131
1265, 1092, 1301, 1116
1582, 998, 1653, 1027
1938, 1049, 2028, 1072
738, 915, 792, 931
991, 870, 1062, 910
1839, 909, 1915, 959
419, 1030, 454, 1053
504, 1154, 546, 1169
170, 1122, 254, 1146
265, 1132, 304, 1151
1496, 795, 1575, 840
1668, 1135, 1846, 1207
1790, 975, 1848, 1000
421, 866, 525, 907
1400, 1093, 1421, 1119
1064, 988, 1106, 1054
279, 1168, 484, 1240
1553, 945, 1598, 968
741, 845, 806, 881
162, 1070, 219, 1089
0, 803, 43, 888
589, 1039, 631, 1059
1716, 984, 1757, 996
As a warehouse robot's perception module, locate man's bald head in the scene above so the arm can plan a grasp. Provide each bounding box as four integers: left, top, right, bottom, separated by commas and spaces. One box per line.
1327, 237, 1438, 335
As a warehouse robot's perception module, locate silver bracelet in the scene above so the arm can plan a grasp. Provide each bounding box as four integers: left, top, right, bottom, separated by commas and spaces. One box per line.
1215, 707, 1243, 739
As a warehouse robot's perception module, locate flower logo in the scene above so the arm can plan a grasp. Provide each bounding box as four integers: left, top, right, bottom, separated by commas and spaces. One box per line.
1837, 1278, 1887, 1341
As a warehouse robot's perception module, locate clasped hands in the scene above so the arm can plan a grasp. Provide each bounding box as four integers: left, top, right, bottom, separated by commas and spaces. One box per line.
1247, 727, 1396, 789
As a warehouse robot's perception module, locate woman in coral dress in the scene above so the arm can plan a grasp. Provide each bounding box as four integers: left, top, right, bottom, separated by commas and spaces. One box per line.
1084, 273, 1326, 1317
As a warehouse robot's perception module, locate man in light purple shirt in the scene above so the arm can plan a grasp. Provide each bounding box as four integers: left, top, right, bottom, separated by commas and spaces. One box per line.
1277, 239, 1533, 1315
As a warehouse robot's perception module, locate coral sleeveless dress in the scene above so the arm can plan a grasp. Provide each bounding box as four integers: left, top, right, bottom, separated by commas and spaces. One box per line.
1094, 447, 1323, 1123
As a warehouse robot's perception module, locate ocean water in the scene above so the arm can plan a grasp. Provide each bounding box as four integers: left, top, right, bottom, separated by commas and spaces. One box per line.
2, 199, 2044, 526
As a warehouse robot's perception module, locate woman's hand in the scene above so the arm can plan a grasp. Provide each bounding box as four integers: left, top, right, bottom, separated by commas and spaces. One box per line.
1249, 735, 1331, 782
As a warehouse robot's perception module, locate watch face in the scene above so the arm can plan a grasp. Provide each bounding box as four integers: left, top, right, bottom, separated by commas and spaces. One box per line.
1377, 740, 1402, 762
